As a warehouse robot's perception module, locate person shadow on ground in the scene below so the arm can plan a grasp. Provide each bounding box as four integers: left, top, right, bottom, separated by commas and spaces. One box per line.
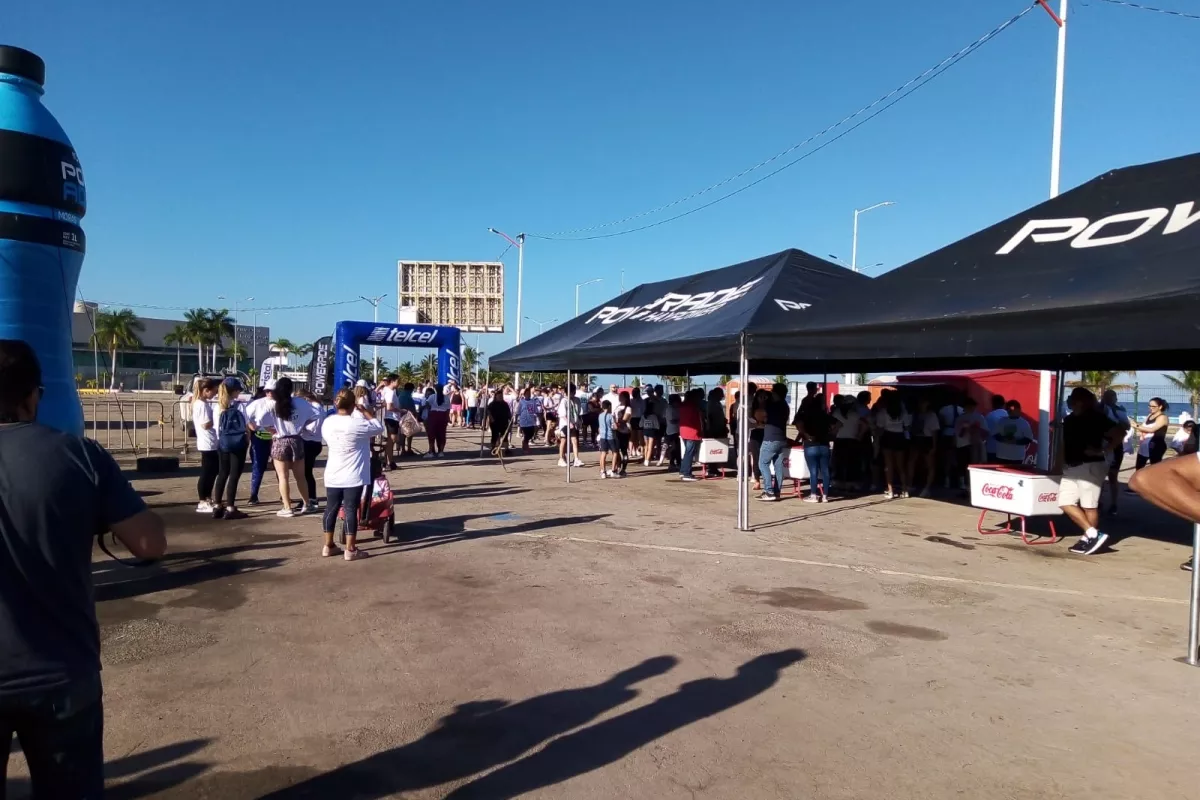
260, 655, 679, 799
445, 649, 806, 799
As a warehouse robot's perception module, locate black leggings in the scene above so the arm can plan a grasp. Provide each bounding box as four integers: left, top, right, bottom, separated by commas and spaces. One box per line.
323, 485, 365, 537
303, 439, 323, 500
1136, 439, 1167, 470
213, 444, 247, 508
197, 450, 219, 501
614, 431, 631, 474
521, 426, 538, 448
490, 422, 507, 450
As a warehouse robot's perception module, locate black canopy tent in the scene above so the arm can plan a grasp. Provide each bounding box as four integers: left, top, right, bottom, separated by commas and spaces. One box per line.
745, 152, 1200, 372
490, 248, 871, 375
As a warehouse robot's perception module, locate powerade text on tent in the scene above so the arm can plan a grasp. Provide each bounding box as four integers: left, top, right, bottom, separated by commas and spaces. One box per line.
0, 46, 87, 435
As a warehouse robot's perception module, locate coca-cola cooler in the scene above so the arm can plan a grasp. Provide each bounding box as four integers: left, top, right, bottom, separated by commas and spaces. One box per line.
968, 465, 1062, 518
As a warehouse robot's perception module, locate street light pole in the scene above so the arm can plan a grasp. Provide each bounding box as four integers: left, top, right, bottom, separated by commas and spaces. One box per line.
360, 294, 388, 384
488, 228, 526, 388
575, 278, 602, 317
850, 201, 895, 272
524, 316, 558, 335
1047, 0, 1068, 198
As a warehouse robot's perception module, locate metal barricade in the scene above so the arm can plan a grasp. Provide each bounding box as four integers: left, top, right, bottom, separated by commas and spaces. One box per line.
80, 399, 179, 455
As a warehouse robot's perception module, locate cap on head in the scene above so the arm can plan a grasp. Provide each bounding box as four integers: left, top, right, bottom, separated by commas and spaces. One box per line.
264, 379, 277, 391
355, 379, 368, 387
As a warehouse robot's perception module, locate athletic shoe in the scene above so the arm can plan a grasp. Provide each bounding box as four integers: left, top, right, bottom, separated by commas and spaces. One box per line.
919, 489, 932, 499
573, 459, 585, 467
423, 453, 434, 459
321, 544, 342, 558
1182, 557, 1194, 572
883, 490, 894, 500
803, 494, 820, 504
557, 459, 568, 467
681, 475, 699, 482
1068, 532, 1109, 556
344, 548, 370, 561
900, 491, 911, 499
307, 501, 320, 512
212, 506, 225, 520
818, 495, 828, 503
293, 506, 306, 517
759, 493, 778, 501
605, 470, 615, 478
435, 452, 445, 459
247, 496, 260, 506
196, 501, 213, 514
600, 472, 608, 479
276, 509, 295, 518
223, 509, 247, 520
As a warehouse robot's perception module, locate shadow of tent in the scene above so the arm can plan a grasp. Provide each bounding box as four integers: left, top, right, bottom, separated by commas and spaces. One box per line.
392, 486, 531, 505
258, 650, 804, 799
378, 513, 612, 554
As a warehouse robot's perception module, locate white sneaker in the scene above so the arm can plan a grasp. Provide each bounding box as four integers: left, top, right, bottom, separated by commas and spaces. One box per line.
293, 505, 306, 517
557, 459, 568, 467
803, 494, 820, 503
276, 508, 295, 518
605, 470, 615, 478
321, 544, 342, 558
196, 501, 212, 513
573, 459, 585, 467
600, 472, 608, 479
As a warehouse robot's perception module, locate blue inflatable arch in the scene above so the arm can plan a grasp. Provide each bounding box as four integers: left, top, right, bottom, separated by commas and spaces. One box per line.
332, 320, 461, 390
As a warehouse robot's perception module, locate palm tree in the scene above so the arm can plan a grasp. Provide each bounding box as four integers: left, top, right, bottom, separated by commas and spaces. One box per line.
1068, 370, 1132, 394
419, 354, 438, 385
164, 323, 189, 384
91, 309, 144, 390
1165, 371, 1200, 419
396, 361, 418, 386
269, 338, 298, 368
182, 308, 210, 373
462, 346, 482, 386
855, 372, 869, 385
773, 374, 789, 386
294, 342, 314, 370
206, 308, 235, 370
719, 374, 732, 385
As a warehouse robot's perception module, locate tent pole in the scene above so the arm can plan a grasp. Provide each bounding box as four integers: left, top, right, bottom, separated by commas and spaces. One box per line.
1190, 522, 1200, 666
737, 336, 750, 531
566, 369, 572, 485
1036, 370, 1053, 470
1051, 369, 1066, 468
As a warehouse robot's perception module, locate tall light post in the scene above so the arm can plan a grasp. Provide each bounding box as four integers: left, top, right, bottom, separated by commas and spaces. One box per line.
1040, 0, 1068, 198
851, 201, 895, 272
218, 295, 253, 370
252, 309, 268, 378
575, 278, 602, 317
488, 227, 525, 387
524, 316, 558, 335
360, 294, 388, 384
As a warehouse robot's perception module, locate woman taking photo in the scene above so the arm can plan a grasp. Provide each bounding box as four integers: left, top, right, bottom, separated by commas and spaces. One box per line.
212, 378, 249, 520
192, 377, 221, 513
269, 377, 317, 517
320, 389, 384, 561
424, 384, 452, 458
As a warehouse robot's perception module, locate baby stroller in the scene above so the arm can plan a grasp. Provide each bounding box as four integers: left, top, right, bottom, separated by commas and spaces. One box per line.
339, 442, 397, 544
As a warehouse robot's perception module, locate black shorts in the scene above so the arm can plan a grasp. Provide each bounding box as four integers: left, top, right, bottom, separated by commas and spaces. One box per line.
630, 417, 642, 431
911, 436, 935, 453
881, 431, 909, 452
385, 419, 399, 434
600, 439, 616, 452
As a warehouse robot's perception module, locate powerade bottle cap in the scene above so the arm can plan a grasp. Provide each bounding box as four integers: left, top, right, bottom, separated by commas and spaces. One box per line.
0, 46, 46, 86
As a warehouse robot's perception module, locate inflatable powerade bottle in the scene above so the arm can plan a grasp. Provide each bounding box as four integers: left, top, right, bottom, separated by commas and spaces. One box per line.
0, 46, 86, 435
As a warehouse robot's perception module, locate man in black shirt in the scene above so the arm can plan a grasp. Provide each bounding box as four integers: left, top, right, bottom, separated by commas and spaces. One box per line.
0, 340, 166, 796
1057, 387, 1123, 556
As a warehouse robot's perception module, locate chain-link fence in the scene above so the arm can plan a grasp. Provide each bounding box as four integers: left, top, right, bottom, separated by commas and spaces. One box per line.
1113, 385, 1199, 421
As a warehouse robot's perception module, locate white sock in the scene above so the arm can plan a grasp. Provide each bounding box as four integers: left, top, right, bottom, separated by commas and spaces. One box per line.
1084, 526, 1098, 540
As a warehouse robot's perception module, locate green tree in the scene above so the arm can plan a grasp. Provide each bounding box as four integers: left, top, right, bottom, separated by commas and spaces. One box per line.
462, 346, 482, 386
206, 308, 235, 369
137, 371, 150, 390
1165, 371, 1200, 419
269, 338, 298, 367
359, 358, 389, 384
396, 362, 418, 385
773, 374, 789, 386
419, 354, 438, 385
164, 323, 189, 384
1068, 370, 1132, 394
719, 374, 732, 385
855, 372, 869, 385
182, 308, 210, 373
91, 309, 144, 390
74, 372, 84, 388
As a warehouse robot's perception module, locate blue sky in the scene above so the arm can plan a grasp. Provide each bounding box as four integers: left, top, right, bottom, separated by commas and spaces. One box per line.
7, 0, 1198, 383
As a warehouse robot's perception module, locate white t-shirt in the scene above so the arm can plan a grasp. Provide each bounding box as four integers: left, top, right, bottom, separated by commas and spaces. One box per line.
955, 410, 988, 448
246, 397, 275, 430
302, 400, 326, 442
381, 387, 398, 421
602, 392, 620, 411
193, 399, 218, 451
914, 411, 941, 438
426, 393, 452, 413
321, 414, 385, 488
272, 400, 318, 437
876, 408, 910, 434
465, 388, 478, 408
993, 415, 1034, 462
556, 395, 575, 425
832, 409, 860, 439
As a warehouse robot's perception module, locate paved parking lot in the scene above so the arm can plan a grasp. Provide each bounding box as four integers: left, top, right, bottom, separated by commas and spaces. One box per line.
8, 428, 1199, 798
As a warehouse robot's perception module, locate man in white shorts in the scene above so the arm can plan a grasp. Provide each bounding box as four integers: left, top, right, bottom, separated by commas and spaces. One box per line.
1058, 388, 1124, 556
1130, 449, 1200, 571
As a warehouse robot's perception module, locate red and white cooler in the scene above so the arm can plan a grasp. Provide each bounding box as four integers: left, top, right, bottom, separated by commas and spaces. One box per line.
968, 464, 1062, 545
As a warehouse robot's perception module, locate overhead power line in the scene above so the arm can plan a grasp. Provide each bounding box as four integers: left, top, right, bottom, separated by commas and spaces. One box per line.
83, 298, 364, 313
1092, 0, 1200, 20
526, 3, 1039, 242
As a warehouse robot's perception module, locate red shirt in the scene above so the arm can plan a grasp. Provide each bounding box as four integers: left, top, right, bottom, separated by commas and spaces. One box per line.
679, 401, 703, 441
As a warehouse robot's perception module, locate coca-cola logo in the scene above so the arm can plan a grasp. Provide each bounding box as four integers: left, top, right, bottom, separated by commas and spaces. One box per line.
981, 484, 1015, 501
1037, 492, 1058, 503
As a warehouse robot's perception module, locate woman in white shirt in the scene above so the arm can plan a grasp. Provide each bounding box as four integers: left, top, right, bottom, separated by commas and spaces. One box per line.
874, 390, 912, 499
320, 389, 385, 561
268, 377, 318, 517
192, 377, 221, 513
